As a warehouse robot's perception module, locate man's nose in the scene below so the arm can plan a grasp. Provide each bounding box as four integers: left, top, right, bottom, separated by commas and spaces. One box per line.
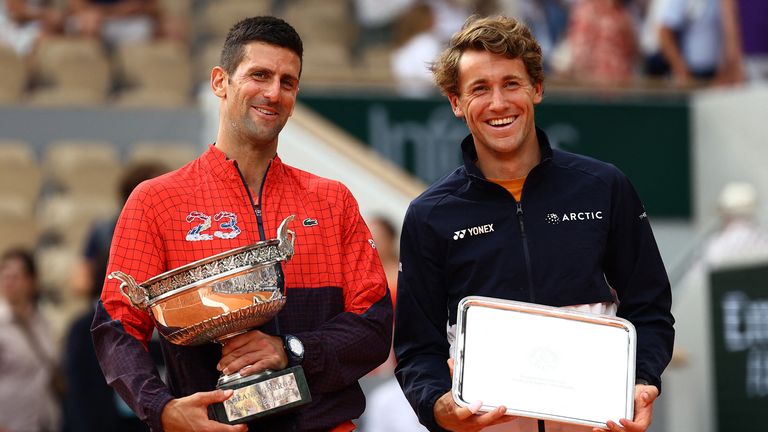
489, 86, 507, 110
263, 79, 281, 102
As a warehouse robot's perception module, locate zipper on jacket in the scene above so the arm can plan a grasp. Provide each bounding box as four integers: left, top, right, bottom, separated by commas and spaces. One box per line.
233, 160, 270, 241
516, 202, 536, 303
233, 159, 283, 335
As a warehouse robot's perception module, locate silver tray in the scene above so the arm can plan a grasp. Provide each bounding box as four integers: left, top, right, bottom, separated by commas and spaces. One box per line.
452, 296, 636, 429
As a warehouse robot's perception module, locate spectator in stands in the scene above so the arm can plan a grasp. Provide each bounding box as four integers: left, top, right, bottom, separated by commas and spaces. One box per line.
66, 0, 158, 48
677, 181, 768, 325
365, 214, 400, 376
352, 0, 412, 60
426, 0, 472, 42
360, 214, 426, 432
730, 0, 768, 82
497, 0, 572, 72
63, 161, 168, 432
0, 0, 63, 56
565, 0, 638, 85
0, 248, 61, 432
658, 0, 743, 87
639, 0, 672, 78
702, 182, 768, 267
391, 2, 441, 98
368, 215, 400, 304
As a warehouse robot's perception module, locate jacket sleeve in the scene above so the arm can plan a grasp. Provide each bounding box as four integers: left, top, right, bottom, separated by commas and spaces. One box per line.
90, 184, 173, 432
294, 187, 393, 393
604, 172, 675, 392
393, 205, 452, 432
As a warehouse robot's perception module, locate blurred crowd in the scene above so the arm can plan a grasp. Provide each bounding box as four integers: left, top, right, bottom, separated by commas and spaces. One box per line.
375, 0, 768, 95
0, 0, 766, 106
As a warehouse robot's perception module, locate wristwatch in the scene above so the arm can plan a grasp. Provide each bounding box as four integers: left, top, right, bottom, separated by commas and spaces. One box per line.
282, 334, 304, 366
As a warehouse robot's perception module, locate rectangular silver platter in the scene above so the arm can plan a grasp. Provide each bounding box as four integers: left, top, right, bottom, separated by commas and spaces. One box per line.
452, 296, 636, 429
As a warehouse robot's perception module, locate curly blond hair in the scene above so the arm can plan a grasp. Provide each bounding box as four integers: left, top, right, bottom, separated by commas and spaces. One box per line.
431, 15, 544, 96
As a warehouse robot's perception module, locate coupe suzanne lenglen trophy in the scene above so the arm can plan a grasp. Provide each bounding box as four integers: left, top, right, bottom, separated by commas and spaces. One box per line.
452, 296, 637, 429
108, 215, 310, 425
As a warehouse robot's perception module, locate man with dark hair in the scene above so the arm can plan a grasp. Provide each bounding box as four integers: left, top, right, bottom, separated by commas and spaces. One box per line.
91, 16, 392, 432
394, 15, 674, 432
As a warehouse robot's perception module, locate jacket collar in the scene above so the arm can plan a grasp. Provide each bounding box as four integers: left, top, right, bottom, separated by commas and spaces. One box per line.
460, 126, 554, 182
201, 144, 285, 185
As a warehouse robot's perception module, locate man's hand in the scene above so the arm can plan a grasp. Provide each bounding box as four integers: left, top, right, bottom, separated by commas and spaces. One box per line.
434, 359, 516, 432
434, 391, 512, 432
217, 330, 287, 376
160, 389, 247, 432
593, 384, 659, 432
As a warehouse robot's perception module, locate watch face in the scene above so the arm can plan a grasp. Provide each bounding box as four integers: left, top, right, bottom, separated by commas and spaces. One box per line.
288, 337, 304, 356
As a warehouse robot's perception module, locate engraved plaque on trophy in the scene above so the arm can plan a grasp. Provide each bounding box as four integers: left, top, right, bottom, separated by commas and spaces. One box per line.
109, 215, 311, 424
453, 296, 636, 429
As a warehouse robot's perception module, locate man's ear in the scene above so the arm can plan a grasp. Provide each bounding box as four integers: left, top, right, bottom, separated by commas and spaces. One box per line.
448, 93, 464, 118
211, 66, 228, 98
532, 81, 543, 105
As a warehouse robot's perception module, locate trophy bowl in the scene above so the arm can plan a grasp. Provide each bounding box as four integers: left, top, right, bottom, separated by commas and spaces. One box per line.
109, 215, 296, 346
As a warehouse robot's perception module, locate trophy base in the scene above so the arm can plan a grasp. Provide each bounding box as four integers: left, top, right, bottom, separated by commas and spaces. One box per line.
212, 366, 311, 424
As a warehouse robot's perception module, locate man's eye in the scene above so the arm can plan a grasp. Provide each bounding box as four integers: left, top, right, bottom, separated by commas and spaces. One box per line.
471, 86, 488, 94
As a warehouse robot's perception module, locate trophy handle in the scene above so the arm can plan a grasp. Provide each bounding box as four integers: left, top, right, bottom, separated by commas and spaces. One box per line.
277, 215, 295, 260
108, 271, 149, 309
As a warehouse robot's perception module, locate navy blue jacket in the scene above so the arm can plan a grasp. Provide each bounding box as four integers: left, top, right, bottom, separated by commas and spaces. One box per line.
394, 128, 674, 431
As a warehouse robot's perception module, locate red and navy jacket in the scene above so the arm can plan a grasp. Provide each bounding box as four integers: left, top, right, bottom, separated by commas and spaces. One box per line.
394, 128, 674, 431
91, 145, 392, 432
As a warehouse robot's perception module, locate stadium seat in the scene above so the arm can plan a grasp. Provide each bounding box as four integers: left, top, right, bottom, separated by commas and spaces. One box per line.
0, 205, 39, 253
202, 0, 271, 37
0, 46, 27, 104
0, 139, 43, 204
43, 139, 122, 198
114, 40, 193, 105
30, 38, 111, 104
129, 140, 199, 169
37, 194, 118, 251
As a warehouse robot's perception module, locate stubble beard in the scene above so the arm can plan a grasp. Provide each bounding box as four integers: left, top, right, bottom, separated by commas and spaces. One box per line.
236, 113, 285, 148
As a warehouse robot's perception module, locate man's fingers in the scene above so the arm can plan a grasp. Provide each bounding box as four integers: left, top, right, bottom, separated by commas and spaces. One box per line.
447, 358, 455, 378
194, 389, 235, 405
476, 405, 508, 425
453, 401, 509, 424
241, 357, 281, 376
222, 331, 260, 350
452, 400, 481, 421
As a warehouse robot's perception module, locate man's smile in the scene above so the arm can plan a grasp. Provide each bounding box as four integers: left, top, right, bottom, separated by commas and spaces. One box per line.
253, 106, 278, 116
486, 115, 517, 127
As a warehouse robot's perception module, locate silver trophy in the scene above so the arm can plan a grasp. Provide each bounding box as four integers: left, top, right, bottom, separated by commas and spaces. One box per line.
109, 215, 311, 424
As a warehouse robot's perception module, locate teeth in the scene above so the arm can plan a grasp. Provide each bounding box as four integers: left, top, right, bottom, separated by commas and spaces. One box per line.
255, 107, 275, 115
488, 117, 514, 126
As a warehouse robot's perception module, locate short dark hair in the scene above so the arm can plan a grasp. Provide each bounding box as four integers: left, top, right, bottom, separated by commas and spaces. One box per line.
220, 16, 304, 76
1, 248, 37, 281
